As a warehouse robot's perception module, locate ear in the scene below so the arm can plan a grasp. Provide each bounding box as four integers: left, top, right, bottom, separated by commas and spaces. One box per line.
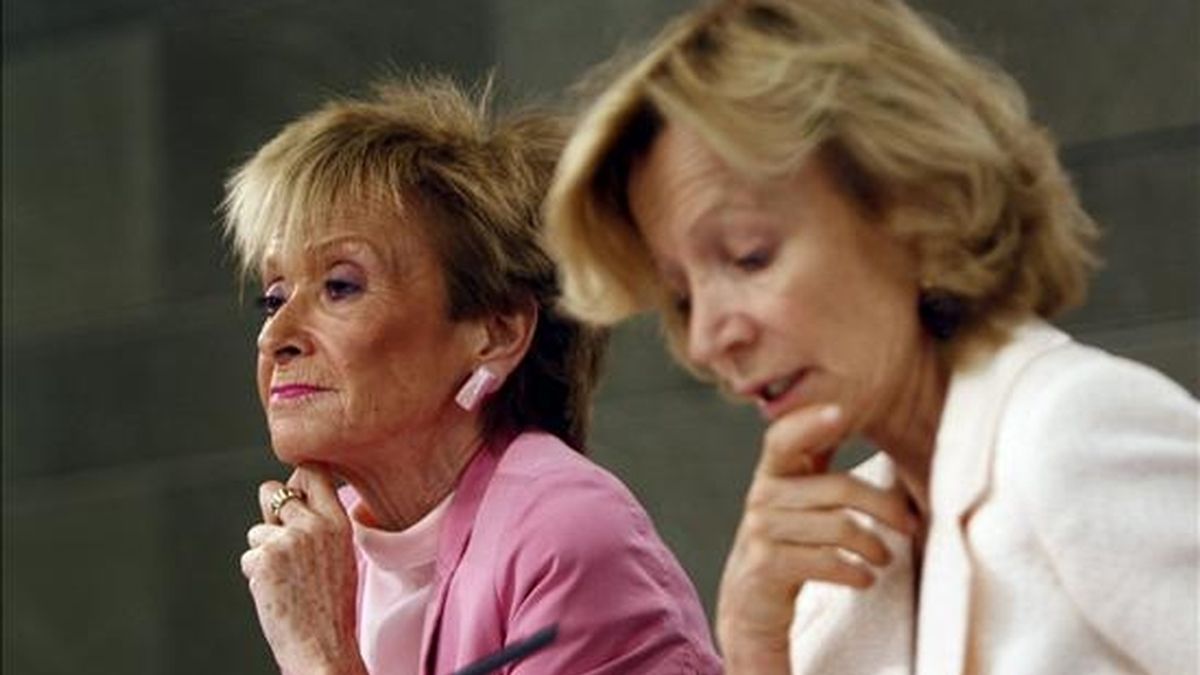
472, 298, 538, 382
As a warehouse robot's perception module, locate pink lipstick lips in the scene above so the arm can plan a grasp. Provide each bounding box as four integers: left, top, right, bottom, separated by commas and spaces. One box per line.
269, 384, 330, 402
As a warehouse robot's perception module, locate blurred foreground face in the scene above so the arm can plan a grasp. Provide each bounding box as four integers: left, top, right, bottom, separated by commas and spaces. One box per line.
627, 124, 924, 433
254, 206, 479, 465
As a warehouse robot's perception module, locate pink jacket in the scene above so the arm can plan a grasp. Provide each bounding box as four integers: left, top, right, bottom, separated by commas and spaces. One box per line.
351, 431, 722, 674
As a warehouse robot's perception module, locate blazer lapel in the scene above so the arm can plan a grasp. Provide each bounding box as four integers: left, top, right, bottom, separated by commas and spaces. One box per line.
916, 320, 1069, 674
419, 441, 505, 675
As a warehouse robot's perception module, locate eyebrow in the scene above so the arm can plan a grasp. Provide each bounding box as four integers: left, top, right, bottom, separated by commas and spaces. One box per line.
258, 235, 388, 282
308, 235, 383, 258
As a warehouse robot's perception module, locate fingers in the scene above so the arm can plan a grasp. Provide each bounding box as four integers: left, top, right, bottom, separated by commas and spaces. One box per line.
716, 520, 878, 665
287, 463, 347, 521
737, 538, 877, 590
240, 547, 260, 579
258, 480, 308, 525
242, 523, 286, 581
747, 472, 919, 537
742, 508, 892, 567
247, 523, 283, 548
760, 404, 848, 477
257, 467, 344, 526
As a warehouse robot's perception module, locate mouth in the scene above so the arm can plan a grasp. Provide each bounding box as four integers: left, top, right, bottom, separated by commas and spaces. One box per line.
759, 373, 802, 403
740, 369, 812, 420
269, 384, 331, 402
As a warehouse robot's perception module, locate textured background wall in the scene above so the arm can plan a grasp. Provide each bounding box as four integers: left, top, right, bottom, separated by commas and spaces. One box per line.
3, 1, 1196, 672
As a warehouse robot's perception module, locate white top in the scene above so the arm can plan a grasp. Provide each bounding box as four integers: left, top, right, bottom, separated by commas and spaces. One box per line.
352, 494, 453, 675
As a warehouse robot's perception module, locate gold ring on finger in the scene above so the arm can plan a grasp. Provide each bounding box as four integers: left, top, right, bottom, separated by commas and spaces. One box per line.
269, 486, 306, 517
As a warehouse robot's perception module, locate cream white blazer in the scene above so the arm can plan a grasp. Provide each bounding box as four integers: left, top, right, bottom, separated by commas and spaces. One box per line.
789, 320, 1199, 674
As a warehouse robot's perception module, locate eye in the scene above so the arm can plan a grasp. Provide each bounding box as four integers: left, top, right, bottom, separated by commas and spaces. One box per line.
322, 261, 367, 301
733, 247, 773, 272
255, 283, 287, 318
324, 277, 363, 301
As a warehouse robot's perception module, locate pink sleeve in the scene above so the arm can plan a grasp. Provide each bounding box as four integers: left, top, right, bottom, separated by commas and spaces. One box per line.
495, 471, 721, 674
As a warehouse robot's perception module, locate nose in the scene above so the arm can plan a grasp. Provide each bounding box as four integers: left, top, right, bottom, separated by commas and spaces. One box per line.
256, 298, 311, 366
685, 283, 754, 368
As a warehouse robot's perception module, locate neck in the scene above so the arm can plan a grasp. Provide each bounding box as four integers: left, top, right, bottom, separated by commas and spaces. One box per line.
866, 337, 948, 519
335, 414, 487, 531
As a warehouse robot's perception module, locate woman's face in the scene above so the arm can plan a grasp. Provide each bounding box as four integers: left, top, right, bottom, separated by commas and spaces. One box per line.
627, 124, 924, 435
254, 207, 481, 465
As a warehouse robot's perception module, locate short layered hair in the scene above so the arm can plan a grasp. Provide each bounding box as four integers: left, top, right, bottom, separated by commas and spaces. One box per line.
545, 0, 1098, 365
224, 75, 606, 449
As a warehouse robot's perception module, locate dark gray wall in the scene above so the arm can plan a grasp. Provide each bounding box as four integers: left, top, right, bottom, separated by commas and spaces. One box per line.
3, 1, 1196, 673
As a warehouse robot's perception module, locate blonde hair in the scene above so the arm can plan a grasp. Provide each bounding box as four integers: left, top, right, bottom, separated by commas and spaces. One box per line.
545, 0, 1098, 364
223, 75, 606, 449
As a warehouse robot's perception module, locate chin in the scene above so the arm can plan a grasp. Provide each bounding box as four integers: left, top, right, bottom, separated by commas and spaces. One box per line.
267, 427, 331, 466
268, 442, 306, 467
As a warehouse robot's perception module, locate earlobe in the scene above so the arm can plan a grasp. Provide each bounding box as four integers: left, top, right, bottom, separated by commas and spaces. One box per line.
459, 302, 536, 412
455, 366, 500, 411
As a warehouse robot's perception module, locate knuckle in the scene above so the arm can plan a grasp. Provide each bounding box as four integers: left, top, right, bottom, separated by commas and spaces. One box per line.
741, 510, 770, 539
846, 565, 873, 587
761, 427, 798, 468
268, 532, 300, 557
833, 513, 857, 539
239, 550, 256, 576
317, 514, 343, 535
811, 548, 843, 577
744, 479, 773, 509
306, 518, 339, 541
829, 476, 857, 503
260, 539, 283, 559
828, 478, 848, 500
742, 539, 774, 574
761, 425, 785, 457
745, 506, 787, 543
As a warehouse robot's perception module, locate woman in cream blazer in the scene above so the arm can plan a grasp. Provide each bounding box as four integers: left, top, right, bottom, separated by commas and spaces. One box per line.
787, 319, 1197, 674
541, 0, 1199, 672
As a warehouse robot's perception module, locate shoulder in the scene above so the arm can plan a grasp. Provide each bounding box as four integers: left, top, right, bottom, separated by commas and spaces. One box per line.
466, 433, 721, 672
984, 334, 1199, 672
995, 335, 1198, 511
1012, 337, 1193, 421
482, 432, 657, 564
1001, 338, 1197, 455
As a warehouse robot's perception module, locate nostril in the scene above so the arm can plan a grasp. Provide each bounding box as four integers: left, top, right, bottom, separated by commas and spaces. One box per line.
274, 344, 302, 361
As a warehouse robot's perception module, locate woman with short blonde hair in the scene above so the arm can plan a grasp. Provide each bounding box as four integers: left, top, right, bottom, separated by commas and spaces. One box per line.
229, 75, 721, 674
546, 1, 1198, 673
549, 0, 1097, 365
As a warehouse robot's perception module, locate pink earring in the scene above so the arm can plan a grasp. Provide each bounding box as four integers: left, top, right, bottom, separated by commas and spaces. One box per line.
455, 366, 500, 411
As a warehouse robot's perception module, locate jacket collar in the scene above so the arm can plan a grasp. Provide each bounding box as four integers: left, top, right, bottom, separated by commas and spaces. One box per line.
417, 436, 508, 675
930, 319, 1070, 517
916, 319, 1070, 674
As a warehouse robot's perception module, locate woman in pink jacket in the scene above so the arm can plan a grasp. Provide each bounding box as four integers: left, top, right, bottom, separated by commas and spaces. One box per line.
227, 75, 720, 674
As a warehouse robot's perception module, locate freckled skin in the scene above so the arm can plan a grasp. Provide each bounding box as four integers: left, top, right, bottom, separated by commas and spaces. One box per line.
241, 204, 506, 674
244, 468, 363, 674
256, 216, 482, 473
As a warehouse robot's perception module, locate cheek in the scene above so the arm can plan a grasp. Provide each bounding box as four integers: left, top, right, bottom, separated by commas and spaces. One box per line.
340, 335, 420, 407
255, 356, 272, 406
756, 264, 835, 341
